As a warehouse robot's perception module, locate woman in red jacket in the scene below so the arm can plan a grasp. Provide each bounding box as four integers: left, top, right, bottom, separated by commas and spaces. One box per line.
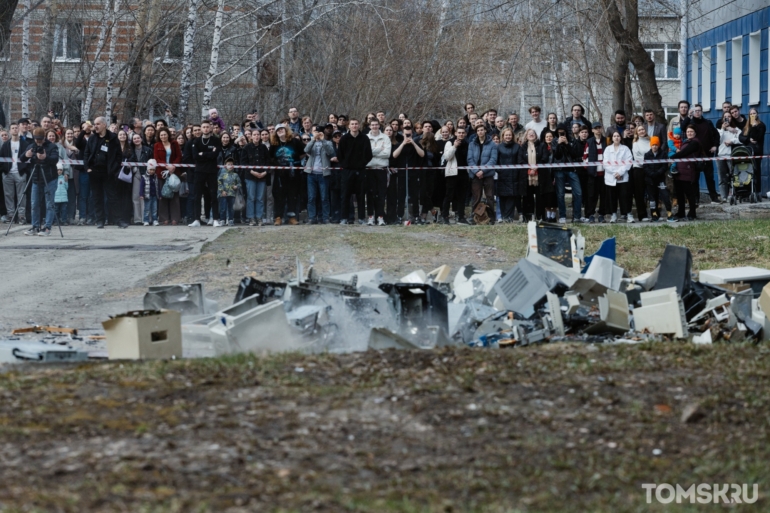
153, 127, 183, 225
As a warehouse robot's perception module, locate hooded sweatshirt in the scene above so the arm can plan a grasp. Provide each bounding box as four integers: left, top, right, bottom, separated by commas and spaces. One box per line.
367, 131, 392, 168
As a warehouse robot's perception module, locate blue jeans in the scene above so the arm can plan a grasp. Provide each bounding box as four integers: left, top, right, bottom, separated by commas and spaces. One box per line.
143, 196, 158, 223
218, 196, 234, 222
245, 180, 266, 221
31, 180, 57, 230
307, 173, 329, 222
554, 170, 583, 219
67, 175, 77, 220
78, 172, 91, 222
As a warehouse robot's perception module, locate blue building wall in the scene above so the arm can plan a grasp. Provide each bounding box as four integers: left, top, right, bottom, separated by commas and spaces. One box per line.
687, 6, 770, 194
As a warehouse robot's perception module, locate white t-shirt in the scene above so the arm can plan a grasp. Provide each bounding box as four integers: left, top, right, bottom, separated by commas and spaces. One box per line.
10, 140, 20, 174
525, 120, 548, 139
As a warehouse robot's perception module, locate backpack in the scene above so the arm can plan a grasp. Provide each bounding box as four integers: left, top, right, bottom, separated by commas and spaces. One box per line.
473, 199, 491, 225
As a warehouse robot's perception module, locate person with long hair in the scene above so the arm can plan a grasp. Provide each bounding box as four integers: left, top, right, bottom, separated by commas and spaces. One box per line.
153, 126, 183, 225
603, 131, 634, 223
630, 124, 651, 221
671, 125, 704, 220
537, 132, 559, 221
46, 129, 71, 224
62, 128, 80, 224
739, 108, 766, 198
419, 128, 440, 223
717, 111, 740, 200
269, 124, 305, 225
517, 129, 542, 221
127, 132, 153, 224
495, 127, 523, 222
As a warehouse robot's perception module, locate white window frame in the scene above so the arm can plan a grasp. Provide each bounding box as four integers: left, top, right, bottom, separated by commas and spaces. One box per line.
157, 29, 184, 64
749, 31, 760, 105
701, 47, 711, 112
645, 43, 681, 81
731, 36, 742, 107
716, 42, 726, 107
54, 22, 83, 62
691, 51, 699, 106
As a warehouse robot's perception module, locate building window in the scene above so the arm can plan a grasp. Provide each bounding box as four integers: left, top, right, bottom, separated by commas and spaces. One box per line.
716, 42, 726, 107
731, 36, 743, 106
701, 47, 711, 112
645, 43, 679, 80
161, 29, 184, 63
690, 51, 699, 105
749, 31, 760, 105
54, 22, 83, 61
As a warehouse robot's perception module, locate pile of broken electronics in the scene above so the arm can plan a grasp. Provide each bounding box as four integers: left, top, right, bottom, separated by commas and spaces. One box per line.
4, 222, 770, 363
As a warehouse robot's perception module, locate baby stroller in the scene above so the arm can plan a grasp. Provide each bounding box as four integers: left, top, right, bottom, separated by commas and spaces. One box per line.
729, 145, 758, 204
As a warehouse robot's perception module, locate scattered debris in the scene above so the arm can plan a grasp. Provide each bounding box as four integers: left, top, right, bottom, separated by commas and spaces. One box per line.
681, 402, 706, 424
10, 326, 78, 336
0, 340, 88, 363
144, 283, 218, 316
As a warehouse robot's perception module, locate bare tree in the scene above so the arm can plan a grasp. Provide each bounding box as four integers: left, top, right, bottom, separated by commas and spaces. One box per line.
20, 0, 30, 117
34, 0, 58, 119
201, 0, 225, 115
81, 0, 112, 120
177, 0, 200, 125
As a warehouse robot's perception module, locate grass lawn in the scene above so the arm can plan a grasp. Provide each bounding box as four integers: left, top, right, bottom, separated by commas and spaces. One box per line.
2, 220, 769, 512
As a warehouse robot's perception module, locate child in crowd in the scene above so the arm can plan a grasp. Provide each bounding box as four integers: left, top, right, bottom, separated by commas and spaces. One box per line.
218, 157, 242, 226
54, 162, 68, 223
667, 126, 682, 176
140, 159, 160, 226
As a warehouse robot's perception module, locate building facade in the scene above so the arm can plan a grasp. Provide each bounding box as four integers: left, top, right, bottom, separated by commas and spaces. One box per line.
687, 0, 769, 193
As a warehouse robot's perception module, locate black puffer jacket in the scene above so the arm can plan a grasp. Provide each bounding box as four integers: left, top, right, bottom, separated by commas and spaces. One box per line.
496, 141, 525, 196
643, 149, 668, 186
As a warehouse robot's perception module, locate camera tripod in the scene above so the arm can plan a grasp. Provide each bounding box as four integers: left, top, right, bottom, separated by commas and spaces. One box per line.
4, 154, 64, 238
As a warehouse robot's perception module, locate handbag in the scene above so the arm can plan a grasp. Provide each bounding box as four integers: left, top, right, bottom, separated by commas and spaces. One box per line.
161, 180, 175, 198
178, 180, 189, 198
117, 165, 132, 184
167, 173, 181, 192
233, 189, 245, 211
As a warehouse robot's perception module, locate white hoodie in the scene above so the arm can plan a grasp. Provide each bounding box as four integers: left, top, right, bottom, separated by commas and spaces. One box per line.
367, 131, 392, 168
603, 143, 633, 186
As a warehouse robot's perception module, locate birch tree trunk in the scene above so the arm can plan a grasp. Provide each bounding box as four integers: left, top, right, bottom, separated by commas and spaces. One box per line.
201, 0, 225, 115
20, 0, 30, 117
136, 0, 161, 118
122, 0, 149, 119
34, 0, 58, 119
81, 0, 112, 121
177, 0, 199, 126
105, 0, 120, 121
0, 0, 20, 54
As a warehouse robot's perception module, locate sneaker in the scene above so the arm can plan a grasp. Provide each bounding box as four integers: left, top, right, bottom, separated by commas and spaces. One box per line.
256, 219, 263, 226
558, 217, 567, 224
339, 219, 347, 225
248, 219, 255, 226
96, 223, 104, 229
641, 217, 650, 222
1, 216, 9, 223
24, 228, 37, 236
588, 215, 596, 223
626, 214, 635, 223
228, 220, 234, 226
456, 218, 469, 225
579, 217, 589, 223
367, 216, 375, 226
288, 217, 298, 225
188, 220, 201, 227
667, 214, 678, 223
377, 216, 386, 226
204, 218, 212, 226
38, 228, 51, 237
440, 216, 450, 225
651, 214, 659, 223
610, 213, 617, 223
212, 220, 222, 227
143, 222, 149, 226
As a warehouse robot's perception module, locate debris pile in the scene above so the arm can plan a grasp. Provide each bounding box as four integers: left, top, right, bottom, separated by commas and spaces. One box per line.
5, 222, 770, 363
162, 221, 770, 356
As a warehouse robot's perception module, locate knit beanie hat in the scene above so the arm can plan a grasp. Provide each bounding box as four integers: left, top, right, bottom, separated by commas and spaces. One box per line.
650, 136, 660, 146
673, 126, 682, 136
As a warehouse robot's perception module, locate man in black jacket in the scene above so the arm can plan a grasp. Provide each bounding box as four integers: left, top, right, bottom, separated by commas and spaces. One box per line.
1, 123, 30, 224
83, 117, 122, 228
19, 128, 59, 235
689, 104, 720, 202
337, 119, 372, 224
643, 137, 675, 222
188, 120, 222, 226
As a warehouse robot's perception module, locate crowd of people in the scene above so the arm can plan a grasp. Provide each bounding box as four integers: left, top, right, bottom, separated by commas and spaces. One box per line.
0, 101, 765, 235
